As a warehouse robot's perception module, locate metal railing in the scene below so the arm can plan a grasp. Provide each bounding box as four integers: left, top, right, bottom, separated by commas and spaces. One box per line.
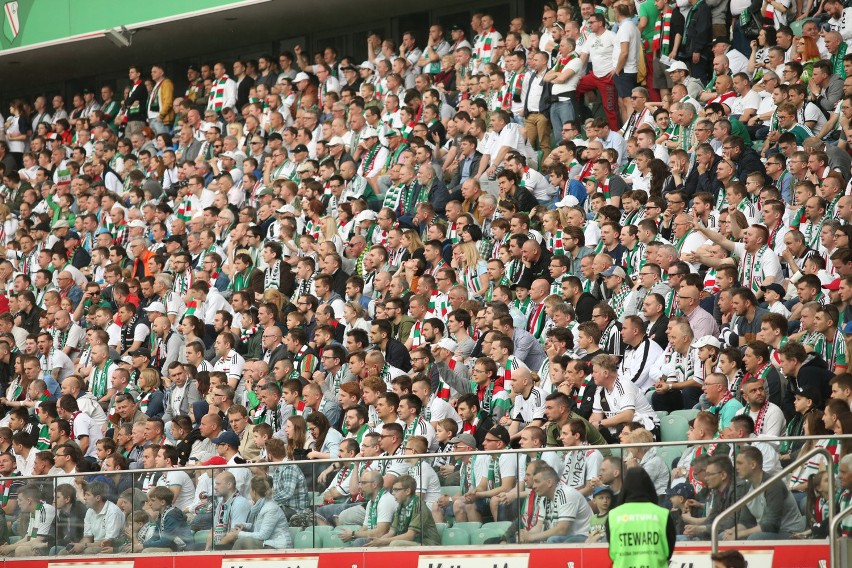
711, 446, 835, 555
830, 504, 852, 568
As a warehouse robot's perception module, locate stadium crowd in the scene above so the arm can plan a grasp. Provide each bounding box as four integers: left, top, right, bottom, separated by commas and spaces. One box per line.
0, 0, 851, 554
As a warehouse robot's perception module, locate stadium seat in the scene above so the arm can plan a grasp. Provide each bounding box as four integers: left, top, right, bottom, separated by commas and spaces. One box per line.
658, 445, 687, 471
451, 521, 482, 534
661, 415, 690, 442
441, 528, 471, 545
293, 531, 322, 548
656, 411, 669, 419
436, 522, 448, 538
322, 531, 349, 548
789, 18, 811, 36
470, 528, 505, 544
288, 527, 302, 542
482, 521, 513, 533
671, 409, 700, 422
441, 485, 461, 496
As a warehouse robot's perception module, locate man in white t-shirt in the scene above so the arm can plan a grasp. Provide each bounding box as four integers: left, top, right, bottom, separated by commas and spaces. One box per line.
577, 13, 620, 131
156, 446, 196, 511
521, 463, 592, 543
612, 4, 641, 125
730, 72, 761, 124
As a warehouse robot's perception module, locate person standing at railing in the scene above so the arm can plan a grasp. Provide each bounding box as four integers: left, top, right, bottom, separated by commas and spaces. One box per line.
726, 445, 806, 540
606, 467, 675, 568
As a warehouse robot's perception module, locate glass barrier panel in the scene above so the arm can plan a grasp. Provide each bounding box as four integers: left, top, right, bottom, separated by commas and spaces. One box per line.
0, 435, 836, 556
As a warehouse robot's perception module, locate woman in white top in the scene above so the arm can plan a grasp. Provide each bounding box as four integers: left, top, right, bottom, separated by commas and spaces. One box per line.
452, 241, 488, 300
5, 100, 28, 162
343, 301, 371, 340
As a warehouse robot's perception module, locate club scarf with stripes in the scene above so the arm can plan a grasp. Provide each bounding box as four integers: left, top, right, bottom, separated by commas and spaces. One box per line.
652, 8, 673, 56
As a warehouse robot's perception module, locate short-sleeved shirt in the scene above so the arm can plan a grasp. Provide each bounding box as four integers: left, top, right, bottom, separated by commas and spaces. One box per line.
157, 469, 196, 511
560, 446, 603, 489
29, 503, 56, 538
72, 411, 103, 458
83, 500, 125, 541
539, 483, 592, 537
732, 242, 782, 288
592, 378, 658, 432
638, 1, 659, 43
511, 386, 546, 427
613, 19, 641, 74
581, 30, 617, 77
362, 490, 398, 528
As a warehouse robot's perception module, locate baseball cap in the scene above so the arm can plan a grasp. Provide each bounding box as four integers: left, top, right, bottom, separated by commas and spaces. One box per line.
143, 301, 166, 314
128, 219, 147, 229
119, 356, 133, 365
450, 23, 464, 31
354, 210, 378, 224
487, 426, 510, 446
825, 278, 841, 291
592, 485, 615, 497
359, 61, 376, 72
294, 72, 310, 83
386, 129, 401, 138
128, 348, 151, 358
666, 61, 690, 73
601, 266, 627, 279
760, 283, 785, 296
33, 222, 51, 232
667, 482, 696, 500
292, 144, 309, 154
327, 136, 345, 147
63, 232, 81, 241
221, 150, 238, 160
448, 433, 477, 448
296, 162, 316, 173
794, 386, 823, 408
201, 456, 228, 466
692, 335, 721, 350
211, 431, 241, 448
52, 220, 70, 230
361, 126, 379, 139
437, 337, 458, 352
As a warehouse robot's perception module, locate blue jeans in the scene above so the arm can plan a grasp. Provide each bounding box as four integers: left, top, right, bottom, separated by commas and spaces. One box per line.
550, 99, 576, 143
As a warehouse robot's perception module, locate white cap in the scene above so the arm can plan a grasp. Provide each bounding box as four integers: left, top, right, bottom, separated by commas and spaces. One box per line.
359, 61, 376, 72
692, 335, 721, 350
294, 72, 310, 83
354, 210, 378, 224
666, 61, 689, 73
327, 135, 345, 146
437, 338, 457, 352
128, 219, 147, 229
220, 150, 238, 160
555, 195, 580, 208
143, 301, 166, 314
361, 126, 379, 138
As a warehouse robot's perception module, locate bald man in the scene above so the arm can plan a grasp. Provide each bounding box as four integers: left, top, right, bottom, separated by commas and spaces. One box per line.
261, 326, 287, 370
151, 316, 182, 372
52, 309, 85, 360
527, 279, 552, 341
521, 239, 554, 283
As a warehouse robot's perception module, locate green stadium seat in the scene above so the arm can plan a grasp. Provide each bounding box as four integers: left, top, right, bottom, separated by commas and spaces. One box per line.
789, 18, 810, 36
193, 530, 210, 545
482, 521, 513, 533
436, 523, 448, 538
441, 528, 471, 545
655, 411, 669, 419
671, 409, 700, 422
441, 485, 461, 496
322, 531, 349, 548
451, 521, 482, 534
661, 415, 690, 442
470, 528, 506, 544
294, 530, 320, 549
288, 526, 302, 542
658, 445, 687, 471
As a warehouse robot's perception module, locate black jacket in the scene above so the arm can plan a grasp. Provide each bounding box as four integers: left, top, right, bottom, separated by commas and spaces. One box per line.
383, 338, 412, 372
648, 316, 670, 350
574, 292, 598, 324
509, 185, 539, 213
784, 354, 834, 420
735, 147, 766, 180
683, 0, 712, 58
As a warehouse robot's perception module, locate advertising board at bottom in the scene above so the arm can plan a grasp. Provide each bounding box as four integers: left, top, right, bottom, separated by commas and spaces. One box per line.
0, 543, 824, 568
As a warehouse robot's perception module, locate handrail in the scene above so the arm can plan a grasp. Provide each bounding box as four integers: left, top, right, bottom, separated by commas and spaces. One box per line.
11, 432, 849, 483
830, 504, 852, 568
711, 446, 834, 555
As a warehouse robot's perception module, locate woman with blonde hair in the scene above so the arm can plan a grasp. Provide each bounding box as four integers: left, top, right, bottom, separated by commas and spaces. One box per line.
0, 204, 17, 245
343, 301, 371, 340
262, 289, 285, 313
137, 368, 165, 419
317, 216, 344, 255
541, 210, 567, 256
452, 241, 488, 300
